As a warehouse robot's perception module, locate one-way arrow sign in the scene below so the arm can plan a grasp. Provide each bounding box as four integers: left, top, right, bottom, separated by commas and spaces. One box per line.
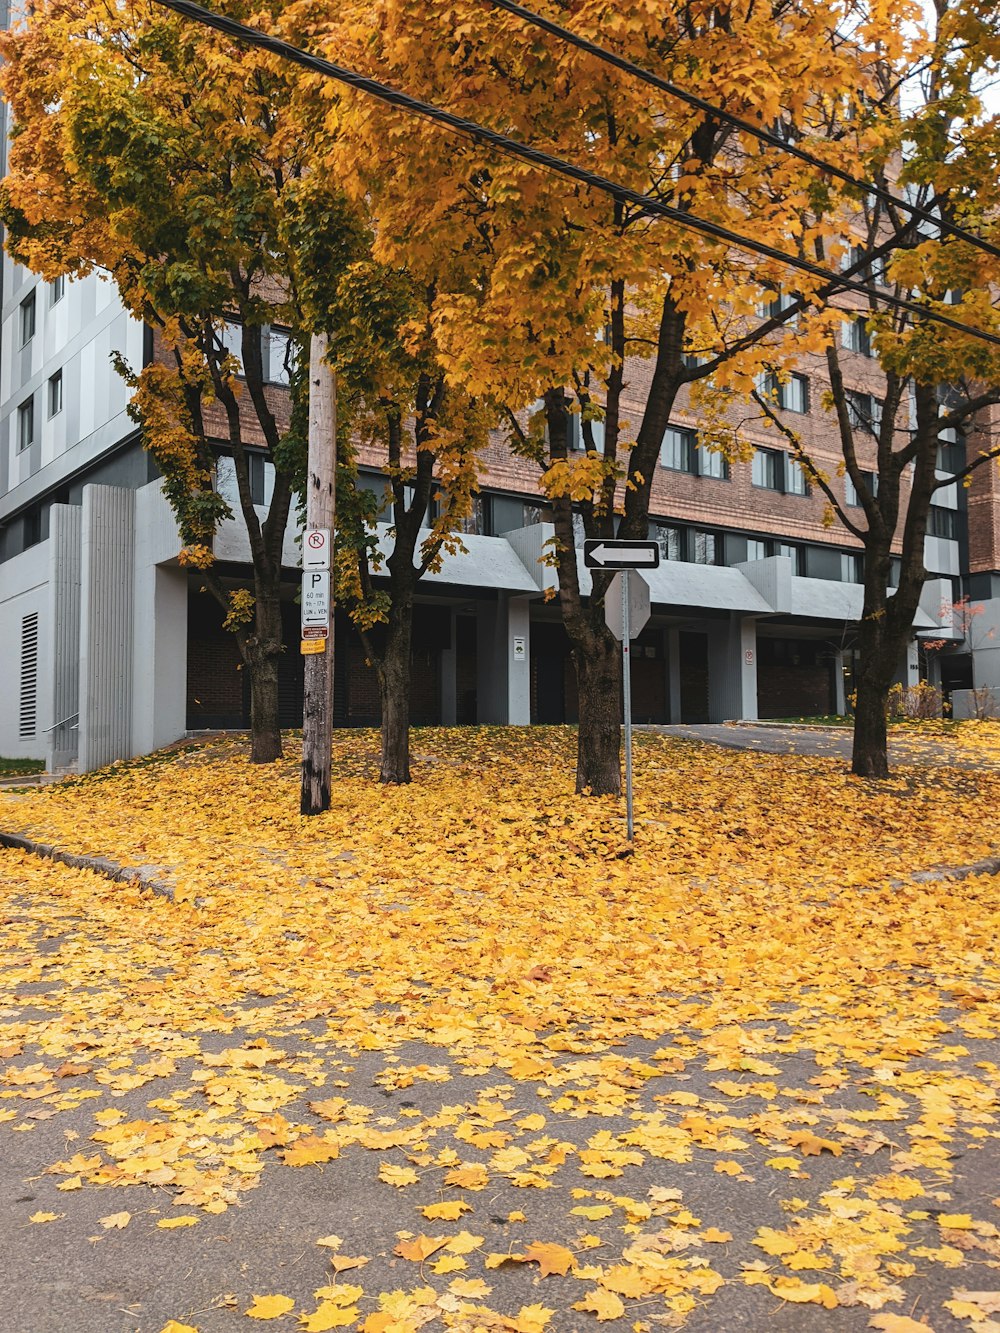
584, 538, 660, 570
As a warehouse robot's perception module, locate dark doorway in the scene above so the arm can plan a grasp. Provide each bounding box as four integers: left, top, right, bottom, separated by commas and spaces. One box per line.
679, 631, 710, 723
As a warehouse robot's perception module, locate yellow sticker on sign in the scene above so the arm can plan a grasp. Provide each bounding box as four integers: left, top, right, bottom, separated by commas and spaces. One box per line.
301, 638, 326, 655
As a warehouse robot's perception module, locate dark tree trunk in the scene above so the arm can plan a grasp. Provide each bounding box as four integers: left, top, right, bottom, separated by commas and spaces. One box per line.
245, 590, 284, 764
852, 661, 891, 779
377, 591, 413, 785
572, 621, 622, 796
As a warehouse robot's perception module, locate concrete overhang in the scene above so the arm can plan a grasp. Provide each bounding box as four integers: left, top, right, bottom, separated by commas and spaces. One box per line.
372, 526, 540, 595
577, 556, 773, 614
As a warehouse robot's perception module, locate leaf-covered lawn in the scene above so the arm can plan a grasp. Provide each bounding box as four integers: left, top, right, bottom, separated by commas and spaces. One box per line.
1, 726, 999, 1332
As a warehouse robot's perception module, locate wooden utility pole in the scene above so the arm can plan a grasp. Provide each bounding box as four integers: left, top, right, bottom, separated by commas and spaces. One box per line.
300, 333, 336, 815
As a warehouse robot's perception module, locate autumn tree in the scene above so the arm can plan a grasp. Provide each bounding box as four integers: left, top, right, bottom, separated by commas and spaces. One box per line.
748, 0, 1000, 777
283, 0, 916, 795
0, 0, 336, 762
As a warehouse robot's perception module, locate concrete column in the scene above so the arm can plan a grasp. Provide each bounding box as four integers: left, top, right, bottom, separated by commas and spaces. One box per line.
667, 627, 682, 723
130, 565, 188, 756
707, 614, 758, 723
46, 504, 82, 771
508, 597, 531, 725
78, 485, 135, 772
832, 648, 847, 714
475, 595, 532, 725
440, 607, 458, 725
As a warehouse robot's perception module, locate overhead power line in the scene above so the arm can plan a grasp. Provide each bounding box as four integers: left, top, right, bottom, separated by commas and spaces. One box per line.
146, 0, 1000, 350
485, 0, 1000, 265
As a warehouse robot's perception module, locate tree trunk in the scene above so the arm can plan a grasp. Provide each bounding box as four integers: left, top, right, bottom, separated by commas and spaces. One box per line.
377, 594, 413, 785
851, 666, 891, 778
246, 591, 284, 764
573, 623, 622, 796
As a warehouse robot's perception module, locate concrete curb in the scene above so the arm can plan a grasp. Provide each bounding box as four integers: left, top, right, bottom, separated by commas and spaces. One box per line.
2, 827, 997, 903
0, 831, 174, 900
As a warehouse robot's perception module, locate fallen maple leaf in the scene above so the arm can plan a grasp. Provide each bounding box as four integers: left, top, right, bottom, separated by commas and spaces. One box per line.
99, 1211, 132, 1229
245, 1294, 295, 1320
522, 1241, 575, 1276
157, 1216, 199, 1229
573, 1289, 626, 1321
395, 1234, 448, 1262
28, 1211, 60, 1224
868, 1316, 936, 1332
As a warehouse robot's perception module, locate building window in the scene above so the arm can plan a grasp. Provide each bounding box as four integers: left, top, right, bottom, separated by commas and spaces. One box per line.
937, 426, 964, 474
523, 502, 549, 527
745, 538, 768, 561
762, 290, 800, 326
655, 523, 683, 561
845, 470, 877, 506
752, 448, 782, 490
840, 552, 863, 582
19, 292, 36, 347
660, 425, 697, 473
698, 444, 729, 479
841, 315, 873, 356
785, 457, 809, 496
17, 398, 34, 453
264, 326, 292, 386
248, 453, 275, 506
19, 612, 39, 739
843, 244, 888, 287
758, 371, 810, 413
777, 542, 804, 574
845, 390, 883, 435
48, 371, 63, 418
928, 505, 959, 540
49, 275, 66, 305
692, 530, 718, 564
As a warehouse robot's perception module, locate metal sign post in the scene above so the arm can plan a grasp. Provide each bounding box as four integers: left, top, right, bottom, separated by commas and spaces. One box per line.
601, 561, 656, 842
621, 570, 634, 839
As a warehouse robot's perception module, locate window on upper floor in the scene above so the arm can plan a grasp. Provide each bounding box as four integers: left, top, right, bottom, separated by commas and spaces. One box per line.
661, 425, 697, 473
937, 426, 964, 474
844, 389, 883, 435
840, 551, 863, 583
928, 505, 959, 541
655, 523, 683, 561
841, 315, 873, 357
17, 398, 34, 453
48, 371, 63, 418
19, 293, 36, 348
49, 275, 66, 306
752, 447, 782, 490
660, 425, 729, 479
757, 370, 809, 413
566, 413, 605, 452
845, 469, 878, 507
785, 457, 809, 496
762, 290, 800, 327
842, 243, 888, 287
264, 326, 292, 386
691, 530, 718, 565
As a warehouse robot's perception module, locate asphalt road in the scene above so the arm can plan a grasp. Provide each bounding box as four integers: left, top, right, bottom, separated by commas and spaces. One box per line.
645, 723, 1000, 769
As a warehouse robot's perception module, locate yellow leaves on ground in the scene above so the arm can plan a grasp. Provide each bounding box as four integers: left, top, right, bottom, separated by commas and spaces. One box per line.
159, 1323, 199, 1333
3, 727, 1000, 1328
245, 1293, 295, 1319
